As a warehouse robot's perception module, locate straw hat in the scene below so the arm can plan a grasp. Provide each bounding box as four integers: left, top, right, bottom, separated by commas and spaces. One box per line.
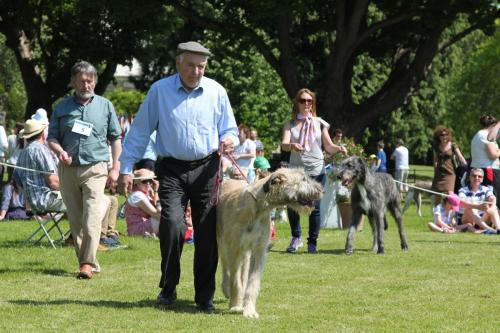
19, 119, 47, 139
133, 169, 156, 184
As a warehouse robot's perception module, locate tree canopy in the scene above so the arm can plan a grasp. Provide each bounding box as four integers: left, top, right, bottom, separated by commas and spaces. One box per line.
0, 0, 167, 118
168, 0, 498, 140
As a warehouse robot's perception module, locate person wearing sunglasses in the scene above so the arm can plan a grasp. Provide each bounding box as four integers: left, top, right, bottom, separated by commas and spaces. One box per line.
124, 169, 160, 237
431, 125, 467, 206
281, 88, 346, 254
457, 168, 500, 234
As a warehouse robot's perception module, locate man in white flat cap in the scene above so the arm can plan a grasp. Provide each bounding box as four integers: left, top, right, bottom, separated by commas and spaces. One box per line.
119, 41, 238, 313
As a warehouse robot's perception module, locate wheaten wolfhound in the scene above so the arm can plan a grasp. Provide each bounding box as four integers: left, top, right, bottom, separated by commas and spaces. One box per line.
336, 156, 409, 255
402, 180, 434, 217
217, 168, 323, 318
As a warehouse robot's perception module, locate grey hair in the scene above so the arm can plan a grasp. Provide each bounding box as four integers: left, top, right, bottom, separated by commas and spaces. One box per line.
176, 53, 208, 64
470, 168, 484, 176
71, 61, 98, 81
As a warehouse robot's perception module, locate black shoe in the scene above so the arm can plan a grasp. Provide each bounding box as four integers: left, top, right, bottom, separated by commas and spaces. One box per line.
196, 301, 215, 314
157, 291, 177, 306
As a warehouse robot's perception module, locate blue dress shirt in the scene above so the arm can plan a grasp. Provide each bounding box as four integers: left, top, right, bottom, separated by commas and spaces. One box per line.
120, 74, 239, 174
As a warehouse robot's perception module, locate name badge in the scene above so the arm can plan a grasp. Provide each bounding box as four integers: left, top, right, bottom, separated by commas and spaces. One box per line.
72, 120, 93, 137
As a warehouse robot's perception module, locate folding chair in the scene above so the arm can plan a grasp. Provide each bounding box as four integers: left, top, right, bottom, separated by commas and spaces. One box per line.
24, 211, 67, 249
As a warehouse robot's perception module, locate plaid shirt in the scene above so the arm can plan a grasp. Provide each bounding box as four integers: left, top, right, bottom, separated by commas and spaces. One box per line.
14, 142, 58, 212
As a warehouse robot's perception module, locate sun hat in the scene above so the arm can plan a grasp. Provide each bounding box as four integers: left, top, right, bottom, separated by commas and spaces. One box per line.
177, 41, 211, 56
369, 154, 377, 159
31, 108, 49, 125
447, 192, 461, 212
19, 119, 47, 139
133, 168, 156, 184
254, 156, 271, 171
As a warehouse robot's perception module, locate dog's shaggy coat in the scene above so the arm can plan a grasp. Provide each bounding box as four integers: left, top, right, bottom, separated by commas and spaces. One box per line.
336, 156, 409, 255
217, 168, 323, 318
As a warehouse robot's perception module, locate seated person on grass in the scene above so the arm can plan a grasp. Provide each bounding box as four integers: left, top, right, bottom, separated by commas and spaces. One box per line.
124, 169, 160, 237
427, 194, 475, 233
458, 168, 500, 235
0, 179, 29, 221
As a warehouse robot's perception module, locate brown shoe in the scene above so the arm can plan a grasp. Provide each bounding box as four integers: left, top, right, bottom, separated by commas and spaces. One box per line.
77, 264, 93, 279
97, 243, 108, 252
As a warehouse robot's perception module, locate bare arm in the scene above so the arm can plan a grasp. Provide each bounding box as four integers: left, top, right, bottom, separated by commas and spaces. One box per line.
454, 146, 468, 166
45, 174, 60, 190
48, 139, 72, 166
485, 142, 500, 161
281, 122, 303, 152
136, 198, 161, 220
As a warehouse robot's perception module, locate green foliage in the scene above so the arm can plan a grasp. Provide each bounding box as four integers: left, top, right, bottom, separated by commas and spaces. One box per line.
205, 36, 291, 155
104, 89, 145, 117
445, 24, 500, 156
0, 35, 26, 127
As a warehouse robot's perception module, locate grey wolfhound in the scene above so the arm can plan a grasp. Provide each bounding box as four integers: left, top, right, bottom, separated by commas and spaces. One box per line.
336, 156, 409, 255
217, 168, 323, 318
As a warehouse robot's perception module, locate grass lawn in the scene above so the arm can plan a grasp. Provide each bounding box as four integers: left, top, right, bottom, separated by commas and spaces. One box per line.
0, 196, 499, 332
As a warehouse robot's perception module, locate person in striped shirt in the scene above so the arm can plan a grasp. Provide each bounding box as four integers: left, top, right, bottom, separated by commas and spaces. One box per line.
458, 168, 500, 234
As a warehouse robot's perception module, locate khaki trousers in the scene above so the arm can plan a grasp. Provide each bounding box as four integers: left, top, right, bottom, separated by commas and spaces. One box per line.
101, 195, 119, 238
59, 162, 108, 269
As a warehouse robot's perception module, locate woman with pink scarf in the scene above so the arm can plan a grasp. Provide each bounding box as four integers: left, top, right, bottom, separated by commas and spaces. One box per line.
281, 88, 346, 253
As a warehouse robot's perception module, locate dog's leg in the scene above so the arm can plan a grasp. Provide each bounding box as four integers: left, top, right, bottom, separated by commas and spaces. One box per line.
345, 209, 363, 255
402, 190, 414, 214
228, 252, 245, 312
375, 212, 385, 254
416, 192, 422, 217
220, 251, 231, 299
242, 224, 269, 319
390, 203, 409, 252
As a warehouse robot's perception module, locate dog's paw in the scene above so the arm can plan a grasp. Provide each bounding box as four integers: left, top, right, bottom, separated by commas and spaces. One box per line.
243, 309, 259, 319
344, 248, 353, 255
229, 306, 243, 313
376, 247, 385, 254
402, 245, 409, 252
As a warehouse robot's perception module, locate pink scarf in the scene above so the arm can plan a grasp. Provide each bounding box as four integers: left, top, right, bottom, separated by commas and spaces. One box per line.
297, 112, 316, 152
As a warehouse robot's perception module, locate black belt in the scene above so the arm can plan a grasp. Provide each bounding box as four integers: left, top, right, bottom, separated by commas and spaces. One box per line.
158, 151, 218, 168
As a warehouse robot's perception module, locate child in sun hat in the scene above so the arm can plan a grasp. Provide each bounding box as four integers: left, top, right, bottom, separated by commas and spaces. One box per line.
124, 169, 161, 236
427, 193, 475, 233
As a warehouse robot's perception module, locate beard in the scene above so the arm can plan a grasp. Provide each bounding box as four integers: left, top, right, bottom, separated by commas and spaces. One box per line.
75, 90, 94, 100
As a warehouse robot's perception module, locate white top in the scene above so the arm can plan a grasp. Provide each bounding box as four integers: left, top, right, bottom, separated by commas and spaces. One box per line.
393, 146, 409, 170
127, 191, 148, 207
0, 126, 7, 157
234, 138, 256, 170
471, 129, 500, 169
6, 134, 22, 164
433, 204, 453, 226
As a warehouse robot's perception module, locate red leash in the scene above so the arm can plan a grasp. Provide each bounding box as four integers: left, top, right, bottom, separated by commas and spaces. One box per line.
209, 147, 225, 207
209, 147, 251, 207
225, 154, 250, 184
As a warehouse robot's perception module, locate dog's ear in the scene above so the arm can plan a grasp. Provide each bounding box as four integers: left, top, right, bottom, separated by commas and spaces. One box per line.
263, 173, 287, 192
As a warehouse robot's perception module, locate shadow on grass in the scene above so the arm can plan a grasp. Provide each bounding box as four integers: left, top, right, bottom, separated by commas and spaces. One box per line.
0, 264, 71, 277
8, 298, 227, 314
271, 248, 373, 255
414, 239, 500, 245
0, 240, 65, 249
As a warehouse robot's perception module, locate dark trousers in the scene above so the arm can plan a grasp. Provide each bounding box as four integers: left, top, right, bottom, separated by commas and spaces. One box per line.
481, 167, 500, 211
156, 153, 218, 304
287, 173, 325, 245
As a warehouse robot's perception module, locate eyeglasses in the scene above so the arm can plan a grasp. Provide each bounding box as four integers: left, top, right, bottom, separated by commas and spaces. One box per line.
141, 180, 154, 185
299, 98, 313, 104
440, 133, 448, 137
